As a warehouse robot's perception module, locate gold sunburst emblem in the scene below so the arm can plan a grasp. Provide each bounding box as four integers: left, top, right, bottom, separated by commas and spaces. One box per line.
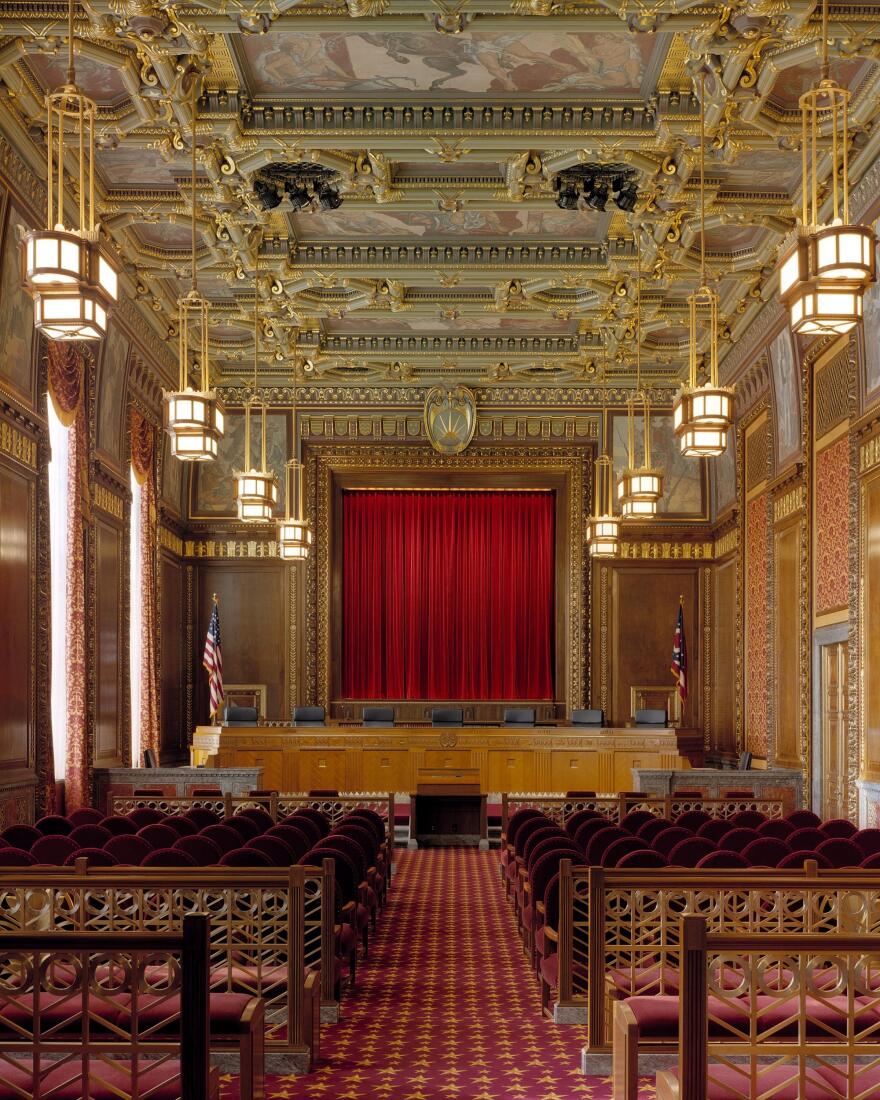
424, 384, 477, 455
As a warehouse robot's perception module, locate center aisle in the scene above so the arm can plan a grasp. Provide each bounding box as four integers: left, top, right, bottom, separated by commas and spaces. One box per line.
221, 849, 654, 1099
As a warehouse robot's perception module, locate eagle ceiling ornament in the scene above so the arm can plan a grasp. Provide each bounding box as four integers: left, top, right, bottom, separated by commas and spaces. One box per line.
423, 384, 477, 455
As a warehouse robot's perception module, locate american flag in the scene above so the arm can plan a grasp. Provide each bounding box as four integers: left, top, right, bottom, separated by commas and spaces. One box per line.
203, 597, 224, 720
671, 600, 688, 703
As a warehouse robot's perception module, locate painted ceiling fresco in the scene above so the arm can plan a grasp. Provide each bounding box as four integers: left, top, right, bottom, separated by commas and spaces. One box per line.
25, 52, 129, 106
290, 208, 606, 240
240, 31, 659, 96
325, 314, 577, 334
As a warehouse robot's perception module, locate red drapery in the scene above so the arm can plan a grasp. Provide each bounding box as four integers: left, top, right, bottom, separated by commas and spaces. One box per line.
47, 342, 90, 810
341, 489, 555, 700
131, 408, 160, 765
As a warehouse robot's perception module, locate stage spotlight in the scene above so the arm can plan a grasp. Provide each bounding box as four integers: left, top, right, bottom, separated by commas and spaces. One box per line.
287, 186, 312, 212
253, 178, 281, 210
555, 184, 580, 210
615, 184, 639, 212
317, 185, 343, 210
586, 181, 609, 211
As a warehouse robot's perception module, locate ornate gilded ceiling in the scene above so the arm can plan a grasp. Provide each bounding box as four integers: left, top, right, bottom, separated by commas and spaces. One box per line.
1, 1, 879, 393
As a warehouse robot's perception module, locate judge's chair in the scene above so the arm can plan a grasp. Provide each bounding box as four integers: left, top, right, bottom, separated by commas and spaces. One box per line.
634, 708, 668, 728
432, 707, 463, 727
292, 706, 326, 727
503, 707, 536, 727
362, 706, 394, 727
224, 706, 258, 727
571, 708, 604, 727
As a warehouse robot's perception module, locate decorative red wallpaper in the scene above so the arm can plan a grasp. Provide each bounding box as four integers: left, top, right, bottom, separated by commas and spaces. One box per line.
745, 493, 769, 756
816, 436, 850, 615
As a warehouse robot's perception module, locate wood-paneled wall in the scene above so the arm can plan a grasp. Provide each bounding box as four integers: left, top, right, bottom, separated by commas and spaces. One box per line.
159, 550, 186, 763
0, 416, 40, 822
93, 511, 126, 769
593, 560, 704, 730
192, 562, 290, 724
711, 554, 737, 757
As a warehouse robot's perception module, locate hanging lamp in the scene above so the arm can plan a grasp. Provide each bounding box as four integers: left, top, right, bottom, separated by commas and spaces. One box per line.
618, 230, 663, 518
778, 0, 876, 334
21, 0, 118, 340
587, 455, 620, 557
674, 69, 734, 458
164, 82, 225, 460
586, 341, 620, 556
233, 245, 278, 523
277, 346, 313, 559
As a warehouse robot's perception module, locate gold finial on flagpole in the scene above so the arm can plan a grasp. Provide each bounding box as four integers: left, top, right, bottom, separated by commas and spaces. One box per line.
212, 592, 219, 604
679, 594, 684, 605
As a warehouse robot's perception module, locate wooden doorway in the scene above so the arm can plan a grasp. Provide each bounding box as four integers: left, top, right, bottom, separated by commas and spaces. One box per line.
816, 636, 850, 820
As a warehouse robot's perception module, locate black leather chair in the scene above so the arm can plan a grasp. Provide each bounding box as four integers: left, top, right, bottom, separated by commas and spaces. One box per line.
503, 707, 536, 727
224, 705, 258, 727
292, 705, 325, 727
571, 708, 604, 727
363, 705, 394, 727
431, 707, 463, 727
634, 708, 668, 728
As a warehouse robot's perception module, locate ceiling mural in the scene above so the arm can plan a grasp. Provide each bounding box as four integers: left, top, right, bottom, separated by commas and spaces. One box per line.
24, 52, 129, 105
1, 0, 877, 395
325, 314, 578, 334
240, 31, 658, 96
290, 208, 605, 240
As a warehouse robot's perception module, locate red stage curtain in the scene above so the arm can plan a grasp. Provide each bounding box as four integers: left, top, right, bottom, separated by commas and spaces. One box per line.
341, 489, 555, 700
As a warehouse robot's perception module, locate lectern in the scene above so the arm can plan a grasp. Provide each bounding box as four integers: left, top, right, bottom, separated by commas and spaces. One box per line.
410, 767, 487, 849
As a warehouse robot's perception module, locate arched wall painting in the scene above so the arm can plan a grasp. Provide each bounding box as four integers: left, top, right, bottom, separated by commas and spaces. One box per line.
190, 408, 291, 519
95, 323, 130, 471
610, 410, 705, 517
0, 198, 35, 407
769, 327, 802, 470
862, 279, 880, 408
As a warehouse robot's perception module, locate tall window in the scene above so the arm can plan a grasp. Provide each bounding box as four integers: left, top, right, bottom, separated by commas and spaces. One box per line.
47, 399, 69, 780
130, 467, 143, 767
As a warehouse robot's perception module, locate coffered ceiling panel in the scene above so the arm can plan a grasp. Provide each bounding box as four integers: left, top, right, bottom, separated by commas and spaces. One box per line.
2, 0, 878, 394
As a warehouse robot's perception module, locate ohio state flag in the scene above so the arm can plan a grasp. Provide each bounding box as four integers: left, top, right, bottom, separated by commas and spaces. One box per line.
671, 601, 688, 704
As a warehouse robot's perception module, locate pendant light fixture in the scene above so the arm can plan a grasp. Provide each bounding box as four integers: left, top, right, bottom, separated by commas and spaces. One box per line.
778, 0, 876, 334
164, 81, 225, 460
618, 230, 663, 518
587, 455, 620, 557
21, 0, 118, 340
586, 342, 619, 556
233, 244, 278, 523
277, 348, 313, 560
674, 68, 734, 458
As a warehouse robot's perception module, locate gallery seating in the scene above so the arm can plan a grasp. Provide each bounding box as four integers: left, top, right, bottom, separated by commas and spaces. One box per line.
644, 920, 880, 1100
0, 914, 219, 1100
501, 801, 880, 1029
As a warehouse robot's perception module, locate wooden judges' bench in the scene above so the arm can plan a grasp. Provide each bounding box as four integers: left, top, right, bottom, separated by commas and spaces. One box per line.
202, 724, 702, 794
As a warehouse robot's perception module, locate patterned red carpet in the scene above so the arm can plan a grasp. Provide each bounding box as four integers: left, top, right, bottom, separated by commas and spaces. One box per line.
219, 849, 657, 1099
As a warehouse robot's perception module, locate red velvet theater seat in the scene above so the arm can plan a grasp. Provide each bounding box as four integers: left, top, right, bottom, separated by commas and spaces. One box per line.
172, 834, 223, 865
696, 849, 749, 869
667, 836, 715, 868
30, 834, 78, 864
0, 825, 40, 850
651, 827, 693, 859
69, 823, 112, 848
199, 824, 242, 854
67, 807, 104, 827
